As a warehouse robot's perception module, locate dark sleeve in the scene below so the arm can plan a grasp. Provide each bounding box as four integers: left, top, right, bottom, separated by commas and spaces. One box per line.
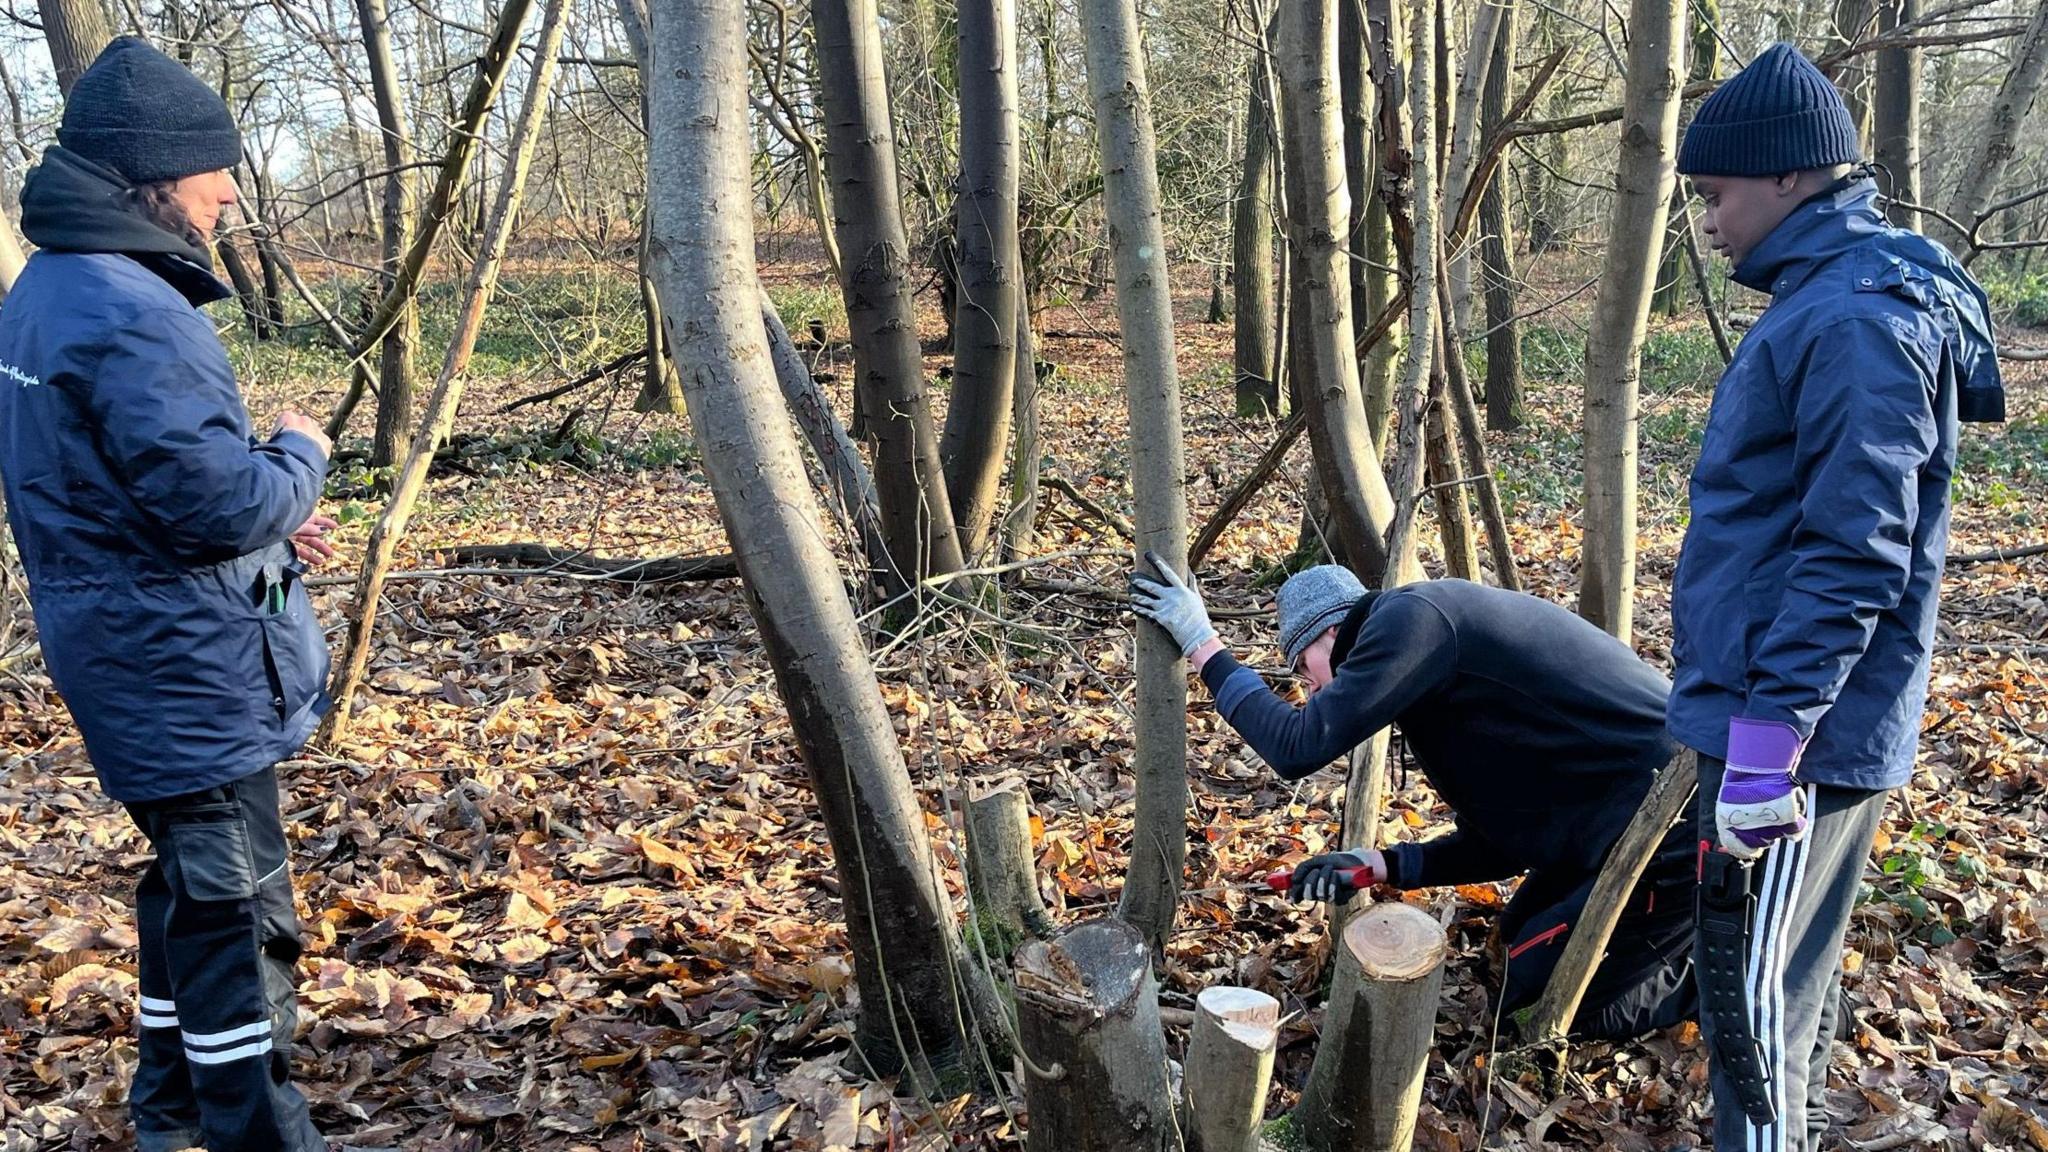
1196, 592, 1458, 780
1746, 317, 1937, 737
84, 308, 327, 561
1386, 825, 1525, 889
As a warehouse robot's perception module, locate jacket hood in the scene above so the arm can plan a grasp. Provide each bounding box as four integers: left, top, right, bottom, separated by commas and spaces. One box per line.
19, 145, 227, 305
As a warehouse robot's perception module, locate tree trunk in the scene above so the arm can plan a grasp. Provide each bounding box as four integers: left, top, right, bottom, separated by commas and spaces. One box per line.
324, 0, 567, 745
763, 299, 890, 590
1424, 351, 1478, 581
35, 0, 111, 96
1182, 986, 1280, 1152
358, 0, 418, 468
214, 237, 271, 339
1871, 0, 1921, 232
1831, 0, 1874, 145
1234, 54, 1280, 419
1378, 0, 1440, 586
812, 0, 968, 595
1941, 0, 2048, 257
613, 0, 688, 417
1651, 0, 1716, 317
644, 0, 1007, 1084
1292, 903, 1449, 1152
1437, 269, 1522, 592
1363, 0, 1410, 456
1477, 0, 1522, 432
1340, 0, 1377, 404
1002, 293, 1043, 562
940, 0, 1022, 561
1016, 919, 1176, 1152
1279, 0, 1404, 585
1441, 0, 1511, 334
1077, 0, 1192, 954
963, 776, 1054, 946
1577, 0, 1684, 646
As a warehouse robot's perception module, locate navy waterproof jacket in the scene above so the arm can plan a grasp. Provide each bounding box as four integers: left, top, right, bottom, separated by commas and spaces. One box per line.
1668, 179, 2003, 791
0, 147, 331, 802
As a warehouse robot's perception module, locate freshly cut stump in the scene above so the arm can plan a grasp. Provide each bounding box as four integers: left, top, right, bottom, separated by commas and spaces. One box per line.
1293, 903, 1449, 1152
1015, 918, 1176, 1152
1183, 986, 1280, 1152
964, 776, 1054, 946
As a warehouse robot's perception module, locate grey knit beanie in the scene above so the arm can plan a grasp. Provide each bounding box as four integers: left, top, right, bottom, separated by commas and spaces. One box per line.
58, 37, 242, 185
1276, 565, 1368, 665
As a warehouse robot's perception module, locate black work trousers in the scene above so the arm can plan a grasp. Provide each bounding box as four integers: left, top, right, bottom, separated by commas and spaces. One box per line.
125, 765, 325, 1152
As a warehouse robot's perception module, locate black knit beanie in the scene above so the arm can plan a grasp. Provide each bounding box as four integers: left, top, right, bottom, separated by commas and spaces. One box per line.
56, 36, 241, 185
1677, 42, 1860, 177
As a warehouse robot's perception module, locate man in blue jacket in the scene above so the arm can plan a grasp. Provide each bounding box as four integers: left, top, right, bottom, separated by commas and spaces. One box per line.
1671, 44, 2002, 1152
0, 38, 334, 1152
1133, 562, 1698, 1041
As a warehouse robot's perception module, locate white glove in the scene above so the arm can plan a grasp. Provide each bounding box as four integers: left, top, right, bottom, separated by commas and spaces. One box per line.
1129, 550, 1217, 657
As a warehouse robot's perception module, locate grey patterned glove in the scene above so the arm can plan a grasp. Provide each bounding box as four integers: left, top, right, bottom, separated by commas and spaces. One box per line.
1129, 550, 1218, 657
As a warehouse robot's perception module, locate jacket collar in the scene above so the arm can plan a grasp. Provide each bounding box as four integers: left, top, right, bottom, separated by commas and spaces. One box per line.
19, 146, 232, 307
1732, 177, 1887, 298
1328, 590, 1383, 668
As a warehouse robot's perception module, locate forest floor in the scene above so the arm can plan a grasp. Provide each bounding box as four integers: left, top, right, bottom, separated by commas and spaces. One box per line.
2, 232, 2045, 1152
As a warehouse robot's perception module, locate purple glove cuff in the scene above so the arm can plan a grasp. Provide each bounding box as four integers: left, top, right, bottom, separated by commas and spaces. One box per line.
1728, 716, 1803, 773
1721, 765, 1795, 805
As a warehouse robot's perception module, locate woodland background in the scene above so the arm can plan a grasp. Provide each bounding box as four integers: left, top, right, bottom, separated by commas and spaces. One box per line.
0, 0, 2045, 1148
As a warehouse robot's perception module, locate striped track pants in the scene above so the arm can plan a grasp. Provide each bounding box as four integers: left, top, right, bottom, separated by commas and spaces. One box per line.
1696, 756, 1889, 1152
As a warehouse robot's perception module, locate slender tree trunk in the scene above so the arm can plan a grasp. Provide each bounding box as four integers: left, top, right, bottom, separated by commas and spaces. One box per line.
359, 0, 418, 468
1379, 0, 1439, 585
1340, 0, 1377, 397
644, 0, 1007, 1083
1279, 0, 1404, 584
1002, 292, 1043, 562
1478, 0, 1523, 431
215, 237, 270, 338
35, 0, 111, 96
1441, 0, 1511, 335
1651, 0, 1716, 317
812, 0, 968, 594
613, 0, 688, 416
1941, 0, 2048, 257
324, 0, 569, 747
1872, 0, 1922, 231
1077, 0, 1192, 954
1363, 0, 1411, 457
1234, 54, 1279, 419
1578, 0, 1685, 644
940, 0, 1022, 561
1831, 0, 1875, 145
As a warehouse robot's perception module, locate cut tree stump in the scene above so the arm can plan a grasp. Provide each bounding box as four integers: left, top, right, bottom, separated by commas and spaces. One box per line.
963, 776, 1054, 949
1015, 918, 1177, 1152
1183, 986, 1280, 1152
1293, 903, 1448, 1152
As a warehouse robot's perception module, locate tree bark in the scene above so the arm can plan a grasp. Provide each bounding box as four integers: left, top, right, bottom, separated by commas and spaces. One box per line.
1830, 0, 1875, 144
358, 0, 419, 468
1650, 0, 1717, 318
1577, 0, 1684, 646
1378, 0, 1439, 586
1234, 53, 1280, 419
812, 0, 968, 594
1424, 349, 1478, 581
324, 0, 567, 744
643, 0, 1007, 1084
1279, 0, 1405, 584
941, 0, 1022, 561
1077, 0, 1193, 954
1941, 0, 2048, 257
1871, 0, 1921, 231
1437, 269, 1522, 592
35, 0, 111, 97
1340, 0, 1377, 409
1002, 293, 1044, 562
1363, 0, 1410, 456
1016, 919, 1176, 1152
1441, 0, 1511, 334
763, 299, 890, 589
1477, 0, 1523, 432
1293, 903, 1450, 1152
964, 775, 1054, 946
613, 0, 688, 416
1182, 986, 1280, 1152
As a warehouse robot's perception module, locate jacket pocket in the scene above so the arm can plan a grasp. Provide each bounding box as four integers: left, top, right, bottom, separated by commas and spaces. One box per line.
165, 815, 257, 902
256, 560, 324, 722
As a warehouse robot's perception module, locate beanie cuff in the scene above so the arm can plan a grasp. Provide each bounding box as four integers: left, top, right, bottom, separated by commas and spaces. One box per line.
1677, 107, 1861, 177
57, 126, 241, 185
1282, 602, 1355, 666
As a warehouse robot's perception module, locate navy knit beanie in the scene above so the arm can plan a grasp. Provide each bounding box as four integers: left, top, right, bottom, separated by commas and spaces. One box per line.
1677, 43, 1860, 177
57, 37, 241, 185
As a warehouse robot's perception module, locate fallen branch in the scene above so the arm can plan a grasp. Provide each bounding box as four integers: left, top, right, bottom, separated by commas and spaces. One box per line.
1997, 346, 2048, 362
1039, 474, 1137, 540
424, 544, 739, 583
1949, 541, 2048, 564
498, 348, 651, 412
1189, 410, 1307, 568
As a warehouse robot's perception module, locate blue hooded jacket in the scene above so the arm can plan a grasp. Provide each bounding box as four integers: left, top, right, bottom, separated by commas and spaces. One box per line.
1668, 178, 2003, 791
0, 148, 331, 802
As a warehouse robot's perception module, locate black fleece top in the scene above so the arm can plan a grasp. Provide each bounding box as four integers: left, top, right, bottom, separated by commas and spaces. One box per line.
1201, 579, 1685, 890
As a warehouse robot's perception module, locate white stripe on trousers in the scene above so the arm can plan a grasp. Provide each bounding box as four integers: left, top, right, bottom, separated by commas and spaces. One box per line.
1744, 786, 1816, 1152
